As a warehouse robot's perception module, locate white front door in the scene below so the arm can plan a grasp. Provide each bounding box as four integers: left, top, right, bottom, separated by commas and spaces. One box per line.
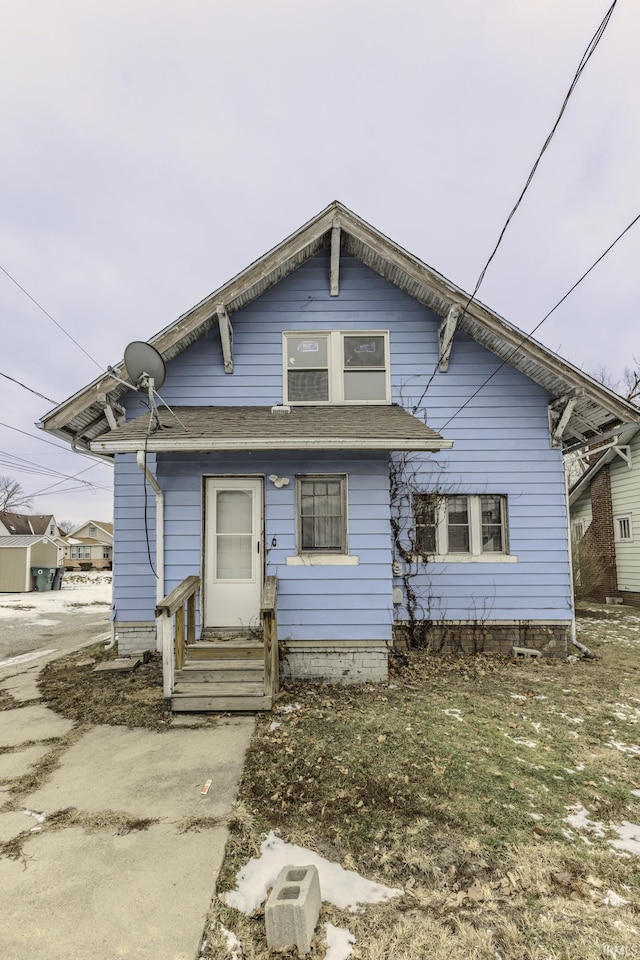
204, 477, 263, 629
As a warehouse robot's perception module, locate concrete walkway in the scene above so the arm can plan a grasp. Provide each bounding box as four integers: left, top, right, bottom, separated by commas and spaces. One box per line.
0, 647, 254, 960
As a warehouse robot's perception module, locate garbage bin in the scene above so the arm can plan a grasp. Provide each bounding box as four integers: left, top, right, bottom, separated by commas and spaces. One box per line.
31, 567, 56, 592
52, 567, 65, 591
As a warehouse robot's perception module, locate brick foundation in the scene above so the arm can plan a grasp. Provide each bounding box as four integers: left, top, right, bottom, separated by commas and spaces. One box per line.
394, 620, 569, 657
621, 591, 640, 608
576, 465, 619, 603
116, 621, 156, 656
280, 641, 388, 683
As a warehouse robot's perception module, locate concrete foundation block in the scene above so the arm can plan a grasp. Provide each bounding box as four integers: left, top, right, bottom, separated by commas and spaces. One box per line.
265, 864, 321, 954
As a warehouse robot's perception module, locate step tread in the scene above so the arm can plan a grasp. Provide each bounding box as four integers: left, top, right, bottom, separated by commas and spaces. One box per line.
171, 694, 272, 713
173, 681, 266, 695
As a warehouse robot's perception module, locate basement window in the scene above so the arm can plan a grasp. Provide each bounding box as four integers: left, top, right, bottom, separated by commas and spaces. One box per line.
614, 514, 633, 542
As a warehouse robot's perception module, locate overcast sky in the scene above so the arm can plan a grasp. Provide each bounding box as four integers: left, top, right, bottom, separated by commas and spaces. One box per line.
1, 0, 638, 526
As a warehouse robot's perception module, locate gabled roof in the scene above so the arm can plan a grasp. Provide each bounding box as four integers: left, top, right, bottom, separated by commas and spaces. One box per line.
39, 201, 640, 451
71, 520, 114, 537
0, 535, 55, 547
0, 513, 55, 536
568, 424, 640, 505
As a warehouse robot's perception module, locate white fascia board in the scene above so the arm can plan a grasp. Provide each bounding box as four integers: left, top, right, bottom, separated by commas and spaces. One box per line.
90, 436, 454, 454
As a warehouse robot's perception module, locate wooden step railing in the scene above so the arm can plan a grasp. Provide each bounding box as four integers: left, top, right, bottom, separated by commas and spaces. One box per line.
261, 575, 279, 697
156, 575, 200, 706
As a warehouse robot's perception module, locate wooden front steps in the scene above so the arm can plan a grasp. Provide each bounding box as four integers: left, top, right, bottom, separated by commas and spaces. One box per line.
171, 638, 272, 713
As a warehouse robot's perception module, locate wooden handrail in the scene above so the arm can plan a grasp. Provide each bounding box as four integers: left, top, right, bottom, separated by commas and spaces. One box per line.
157, 575, 200, 706
262, 576, 279, 697
261, 575, 278, 614
156, 575, 200, 618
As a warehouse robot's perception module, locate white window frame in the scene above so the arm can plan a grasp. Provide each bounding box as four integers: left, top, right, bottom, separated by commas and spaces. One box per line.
296, 473, 349, 562
413, 493, 516, 563
571, 519, 586, 541
283, 330, 390, 404
614, 513, 633, 542
71, 546, 91, 560
89, 525, 97, 538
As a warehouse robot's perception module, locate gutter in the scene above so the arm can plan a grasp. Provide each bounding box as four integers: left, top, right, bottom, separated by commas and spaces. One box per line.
136, 451, 164, 651
92, 437, 454, 454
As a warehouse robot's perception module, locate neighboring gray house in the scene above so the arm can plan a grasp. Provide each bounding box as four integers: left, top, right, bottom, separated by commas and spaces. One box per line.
39, 202, 640, 711
569, 424, 640, 604
0, 512, 60, 538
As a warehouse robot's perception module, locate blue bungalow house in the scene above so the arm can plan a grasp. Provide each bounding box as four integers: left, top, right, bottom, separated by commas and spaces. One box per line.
40, 202, 640, 711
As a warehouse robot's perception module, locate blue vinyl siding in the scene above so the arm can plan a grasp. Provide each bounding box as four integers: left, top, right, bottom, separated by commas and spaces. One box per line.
115, 251, 572, 631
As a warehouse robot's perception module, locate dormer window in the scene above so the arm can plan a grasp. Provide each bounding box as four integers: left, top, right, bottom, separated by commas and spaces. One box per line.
284, 331, 389, 404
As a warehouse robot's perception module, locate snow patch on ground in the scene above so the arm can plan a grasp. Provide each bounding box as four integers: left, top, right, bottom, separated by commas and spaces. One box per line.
603, 890, 631, 907
224, 831, 402, 915
564, 804, 605, 837
0, 572, 112, 621
443, 708, 463, 721
0, 648, 56, 668
324, 923, 355, 960
611, 822, 640, 858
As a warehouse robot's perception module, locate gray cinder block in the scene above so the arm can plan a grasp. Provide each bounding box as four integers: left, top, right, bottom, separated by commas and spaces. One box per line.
265, 864, 321, 954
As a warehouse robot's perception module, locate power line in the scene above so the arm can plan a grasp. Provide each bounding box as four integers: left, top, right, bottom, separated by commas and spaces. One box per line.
412, 0, 619, 412
0, 263, 103, 370
438, 209, 640, 432
0, 449, 99, 486
0, 370, 57, 404
0, 419, 74, 451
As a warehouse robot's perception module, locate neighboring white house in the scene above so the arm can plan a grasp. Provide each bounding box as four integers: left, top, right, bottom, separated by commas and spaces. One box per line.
569, 424, 640, 604
64, 520, 113, 569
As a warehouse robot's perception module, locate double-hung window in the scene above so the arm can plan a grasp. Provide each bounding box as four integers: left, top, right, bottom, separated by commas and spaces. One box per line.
284, 331, 389, 403
414, 494, 510, 559
297, 475, 347, 554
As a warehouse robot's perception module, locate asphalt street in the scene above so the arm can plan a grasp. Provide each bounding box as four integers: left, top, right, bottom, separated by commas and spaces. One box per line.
0, 606, 110, 663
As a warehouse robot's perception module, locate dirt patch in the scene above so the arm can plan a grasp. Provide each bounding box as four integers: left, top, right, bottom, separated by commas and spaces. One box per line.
39, 645, 169, 730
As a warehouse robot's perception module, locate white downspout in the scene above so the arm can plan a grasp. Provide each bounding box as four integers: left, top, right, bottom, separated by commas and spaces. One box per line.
136, 451, 164, 651
564, 460, 578, 648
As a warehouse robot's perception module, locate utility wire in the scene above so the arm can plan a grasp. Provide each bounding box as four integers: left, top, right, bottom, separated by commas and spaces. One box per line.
0, 370, 57, 404
412, 0, 619, 412
0, 419, 75, 451
0, 263, 103, 370
438, 210, 640, 432
0, 449, 99, 486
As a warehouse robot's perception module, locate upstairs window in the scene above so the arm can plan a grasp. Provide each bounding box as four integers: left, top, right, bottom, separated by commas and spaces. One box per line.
414, 494, 509, 558
89, 525, 97, 538
284, 331, 389, 404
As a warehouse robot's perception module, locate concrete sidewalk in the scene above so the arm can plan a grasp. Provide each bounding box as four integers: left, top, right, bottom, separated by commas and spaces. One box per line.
0, 647, 254, 960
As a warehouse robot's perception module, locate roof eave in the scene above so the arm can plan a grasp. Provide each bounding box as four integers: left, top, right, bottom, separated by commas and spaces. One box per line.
90, 436, 454, 454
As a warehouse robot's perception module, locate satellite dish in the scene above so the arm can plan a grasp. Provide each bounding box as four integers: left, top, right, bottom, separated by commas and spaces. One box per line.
123, 341, 166, 391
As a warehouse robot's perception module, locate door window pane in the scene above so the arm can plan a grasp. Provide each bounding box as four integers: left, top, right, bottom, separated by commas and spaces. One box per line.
216, 535, 252, 579
217, 490, 252, 534
215, 489, 253, 579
